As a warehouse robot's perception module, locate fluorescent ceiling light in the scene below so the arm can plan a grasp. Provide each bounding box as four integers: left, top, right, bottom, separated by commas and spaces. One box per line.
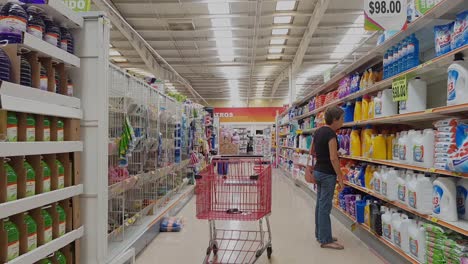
276, 1, 296, 11
273, 16, 292, 24
109, 49, 121, 56
220, 56, 234, 62
218, 49, 234, 56
267, 55, 282, 60
330, 15, 367, 59
112, 57, 128, 63
214, 30, 232, 38
109, 44, 113, 48
208, 3, 229, 14
211, 18, 231, 27
270, 38, 286, 45
216, 39, 233, 47
268, 47, 283, 54
272, 28, 289, 35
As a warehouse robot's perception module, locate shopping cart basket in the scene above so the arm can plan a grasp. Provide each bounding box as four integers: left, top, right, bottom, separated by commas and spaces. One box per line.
195, 156, 272, 264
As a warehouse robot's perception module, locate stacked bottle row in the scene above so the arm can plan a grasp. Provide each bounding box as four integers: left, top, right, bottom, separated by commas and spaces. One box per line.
1, 111, 66, 142
0, 0, 74, 53
1, 201, 70, 262
383, 34, 420, 79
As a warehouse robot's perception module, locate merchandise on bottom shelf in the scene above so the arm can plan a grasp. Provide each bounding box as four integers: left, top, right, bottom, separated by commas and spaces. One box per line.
424, 223, 468, 264
433, 118, 468, 173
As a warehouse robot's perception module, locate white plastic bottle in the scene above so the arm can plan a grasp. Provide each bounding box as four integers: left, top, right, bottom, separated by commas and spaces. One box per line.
393, 132, 400, 161
415, 174, 434, 215
397, 170, 407, 204
393, 212, 410, 252
374, 89, 398, 117
381, 206, 394, 242
457, 178, 468, 220
373, 166, 383, 194
413, 129, 435, 168
400, 77, 427, 114
408, 218, 426, 262
447, 53, 468, 106
391, 210, 402, 245
407, 173, 418, 209
406, 130, 417, 166
433, 177, 458, 222
383, 168, 399, 201
398, 131, 408, 163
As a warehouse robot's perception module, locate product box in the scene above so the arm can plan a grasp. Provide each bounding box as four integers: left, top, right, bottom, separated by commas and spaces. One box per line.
415, 0, 442, 15
444, 123, 468, 173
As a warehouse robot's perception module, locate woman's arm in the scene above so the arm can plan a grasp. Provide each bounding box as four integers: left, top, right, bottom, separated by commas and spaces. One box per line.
329, 138, 344, 189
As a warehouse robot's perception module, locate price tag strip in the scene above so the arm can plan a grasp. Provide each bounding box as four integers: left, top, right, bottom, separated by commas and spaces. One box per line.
364, 0, 408, 31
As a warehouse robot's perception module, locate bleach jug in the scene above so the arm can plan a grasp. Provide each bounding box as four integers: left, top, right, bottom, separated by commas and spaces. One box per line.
382, 168, 398, 201
397, 170, 407, 204
381, 207, 393, 242
374, 89, 398, 117
415, 175, 434, 215
433, 177, 458, 222
400, 77, 427, 114
386, 134, 394, 160
392, 212, 410, 252
413, 129, 435, 168
447, 53, 468, 106
373, 166, 384, 193
408, 219, 426, 263
398, 131, 409, 163
457, 178, 468, 220
372, 134, 387, 160
407, 173, 418, 209
406, 130, 417, 166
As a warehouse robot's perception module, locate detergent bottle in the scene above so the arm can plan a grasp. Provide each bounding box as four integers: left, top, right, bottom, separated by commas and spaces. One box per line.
393, 212, 410, 252
362, 126, 374, 158
401, 77, 427, 114
407, 173, 418, 209
381, 206, 393, 242
373, 166, 385, 194
447, 53, 468, 106
372, 134, 387, 160
408, 219, 426, 263
365, 165, 374, 189
398, 131, 409, 163
397, 170, 407, 204
413, 129, 435, 168
370, 201, 382, 235
364, 199, 372, 227
382, 168, 399, 201
362, 95, 370, 121
457, 178, 468, 220
416, 174, 434, 215
386, 134, 394, 160
433, 177, 458, 222
369, 96, 375, 119
393, 132, 400, 161
374, 89, 398, 117
350, 128, 361, 157
354, 98, 362, 122
406, 130, 417, 166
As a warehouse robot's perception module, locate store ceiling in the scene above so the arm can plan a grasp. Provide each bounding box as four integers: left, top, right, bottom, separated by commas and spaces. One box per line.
105, 0, 378, 105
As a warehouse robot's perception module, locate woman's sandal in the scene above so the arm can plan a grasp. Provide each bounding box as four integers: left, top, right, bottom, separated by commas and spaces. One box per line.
321, 242, 344, 250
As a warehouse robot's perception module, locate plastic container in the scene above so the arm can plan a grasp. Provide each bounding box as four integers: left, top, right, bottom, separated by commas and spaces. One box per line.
26, 115, 36, 142
452, 11, 468, 50
356, 199, 367, 224
382, 168, 398, 201
362, 95, 370, 121
0, 1, 28, 43
407, 173, 418, 209
41, 159, 51, 192
57, 120, 64, 141
398, 131, 409, 163
407, 34, 419, 69
412, 174, 434, 214
20, 56, 32, 87
26, 6, 45, 39
392, 212, 410, 252
350, 128, 361, 157
57, 205, 66, 236
41, 208, 53, 243
413, 129, 435, 167
66, 77, 73, 96
381, 206, 393, 242
3, 219, 19, 261
0, 48, 12, 81
43, 16, 61, 47
457, 178, 468, 220
60, 25, 74, 54
6, 112, 17, 142
354, 98, 362, 122
54, 68, 60, 93
370, 201, 382, 236
39, 65, 48, 91
24, 213, 37, 252
43, 118, 50, 141
408, 219, 426, 263
56, 251, 67, 264
374, 89, 398, 118
433, 177, 458, 222
447, 53, 468, 106
5, 162, 17, 201
362, 126, 374, 158
393, 133, 400, 161
343, 102, 354, 123
400, 77, 427, 114
24, 160, 35, 197
397, 171, 407, 204
373, 166, 383, 193
39, 259, 53, 264
386, 134, 394, 160
368, 96, 375, 119
56, 160, 65, 189
372, 134, 386, 160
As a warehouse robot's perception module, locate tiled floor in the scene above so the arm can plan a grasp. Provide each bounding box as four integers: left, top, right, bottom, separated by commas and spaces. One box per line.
136, 169, 385, 264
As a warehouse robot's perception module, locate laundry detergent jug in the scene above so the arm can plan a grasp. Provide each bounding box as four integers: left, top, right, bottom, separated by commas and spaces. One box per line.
447, 53, 468, 106
392, 212, 410, 252
433, 177, 458, 222
400, 77, 427, 114
408, 218, 426, 262
457, 178, 468, 220
382, 168, 399, 201
413, 129, 435, 168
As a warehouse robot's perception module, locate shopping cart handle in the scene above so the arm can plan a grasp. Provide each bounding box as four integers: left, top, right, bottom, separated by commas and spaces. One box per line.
226, 208, 242, 214
195, 175, 202, 180
250, 175, 259, 180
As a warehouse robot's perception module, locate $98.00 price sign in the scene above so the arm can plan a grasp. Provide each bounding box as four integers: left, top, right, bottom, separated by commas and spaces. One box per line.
364, 0, 407, 31
62, 0, 91, 12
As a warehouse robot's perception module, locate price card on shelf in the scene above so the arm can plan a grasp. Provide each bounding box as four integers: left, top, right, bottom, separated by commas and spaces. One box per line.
62, 0, 91, 12
364, 0, 408, 31
392, 75, 408, 102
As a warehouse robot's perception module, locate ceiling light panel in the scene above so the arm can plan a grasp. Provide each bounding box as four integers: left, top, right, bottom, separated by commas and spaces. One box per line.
109, 49, 121, 56
268, 47, 283, 54
112, 57, 128, 63
272, 28, 289, 35
214, 30, 232, 38
267, 55, 282, 60
276, 1, 297, 11
270, 38, 286, 45
211, 18, 231, 27
273, 16, 292, 24
208, 3, 229, 14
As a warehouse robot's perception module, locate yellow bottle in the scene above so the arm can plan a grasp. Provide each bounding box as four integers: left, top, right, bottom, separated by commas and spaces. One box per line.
360, 70, 368, 90
362, 95, 370, 121
364, 200, 371, 226
386, 134, 395, 160
372, 134, 387, 160
362, 126, 374, 158
369, 96, 375, 119
365, 165, 375, 188
368, 68, 376, 86
354, 98, 362, 122
350, 129, 361, 157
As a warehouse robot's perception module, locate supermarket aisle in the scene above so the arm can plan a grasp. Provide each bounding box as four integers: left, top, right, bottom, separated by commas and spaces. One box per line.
136, 169, 385, 264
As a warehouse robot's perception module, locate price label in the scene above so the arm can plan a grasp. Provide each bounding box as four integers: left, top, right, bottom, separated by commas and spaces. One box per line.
351, 222, 357, 232
62, 0, 91, 12
296, 130, 303, 135
430, 217, 439, 223
392, 75, 408, 102
364, 0, 407, 31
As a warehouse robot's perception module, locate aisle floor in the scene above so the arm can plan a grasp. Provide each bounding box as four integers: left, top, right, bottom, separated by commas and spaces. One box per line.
136, 169, 386, 264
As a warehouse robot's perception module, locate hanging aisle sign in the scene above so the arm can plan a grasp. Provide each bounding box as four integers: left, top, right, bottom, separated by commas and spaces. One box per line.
62, 0, 91, 12
364, 0, 408, 31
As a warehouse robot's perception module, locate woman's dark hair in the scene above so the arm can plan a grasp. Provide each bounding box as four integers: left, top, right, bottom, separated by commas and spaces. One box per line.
324, 106, 344, 125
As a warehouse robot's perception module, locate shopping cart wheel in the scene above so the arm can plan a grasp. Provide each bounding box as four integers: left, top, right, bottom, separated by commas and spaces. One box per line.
267, 246, 273, 259
212, 242, 219, 255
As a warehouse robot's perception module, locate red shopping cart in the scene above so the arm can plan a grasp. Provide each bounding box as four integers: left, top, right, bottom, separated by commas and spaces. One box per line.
195, 156, 273, 264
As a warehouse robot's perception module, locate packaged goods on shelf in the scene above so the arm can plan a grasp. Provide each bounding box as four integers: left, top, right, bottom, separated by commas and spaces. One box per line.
433, 177, 458, 222
459, 178, 468, 220
434, 22, 455, 57
447, 53, 468, 106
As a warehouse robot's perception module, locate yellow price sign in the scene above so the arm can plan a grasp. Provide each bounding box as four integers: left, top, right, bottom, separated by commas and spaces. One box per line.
296, 130, 303, 135
428, 168, 437, 173
392, 75, 408, 102
430, 217, 439, 223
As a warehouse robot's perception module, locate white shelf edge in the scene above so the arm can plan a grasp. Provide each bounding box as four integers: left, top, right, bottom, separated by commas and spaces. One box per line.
7, 226, 84, 264
44, 0, 84, 28
0, 185, 83, 219
0, 141, 83, 157
22, 33, 80, 67
0, 81, 82, 119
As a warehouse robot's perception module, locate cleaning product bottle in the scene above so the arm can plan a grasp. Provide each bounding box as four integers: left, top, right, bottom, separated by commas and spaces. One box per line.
56, 160, 65, 189
57, 119, 64, 141
395, 43, 402, 75
3, 219, 19, 261
0, 48, 11, 82
382, 207, 394, 242
374, 89, 398, 117
360, 71, 368, 90
26, 6, 45, 39
362, 95, 370, 121
393, 214, 410, 253
66, 77, 73, 96
40, 259, 53, 264
20, 56, 32, 87
24, 212, 37, 252
372, 134, 387, 160
457, 178, 468, 220
7, 112, 18, 142
54, 68, 60, 93
369, 96, 375, 119
386, 134, 394, 160
447, 53, 468, 106
26, 115, 36, 142
364, 165, 373, 189
41, 159, 51, 192
368, 68, 376, 87
354, 98, 362, 122
400, 77, 427, 114
362, 125, 374, 158
41, 207, 53, 243
407, 173, 418, 209
60, 25, 74, 54
5, 161, 17, 201
24, 159, 35, 197
406, 130, 418, 166
364, 200, 372, 226
350, 128, 361, 157
43, 15, 61, 47
56, 251, 67, 264
408, 219, 426, 263
373, 166, 383, 194
56, 205, 66, 236
382, 168, 399, 201
398, 131, 409, 163
407, 34, 419, 69
387, 47, 394, 77
43, 118, 50, 141
401, 38, 408, 72
39, 65, 48, 91
397, 170, 407, 204
414, 174, 434, 215
413, 129, 435, 168
383, 51, 389, 79
433, 177, 458, 222
370, 201, 382, 235
0, 1, 28, 44
393, 132, 400, 161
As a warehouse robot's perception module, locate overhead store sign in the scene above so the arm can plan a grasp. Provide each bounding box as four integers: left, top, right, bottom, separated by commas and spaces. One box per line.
214, 107, 286, 123
364, 0, 407, 31
62, 0, 91, 12
392, 75, 408, 101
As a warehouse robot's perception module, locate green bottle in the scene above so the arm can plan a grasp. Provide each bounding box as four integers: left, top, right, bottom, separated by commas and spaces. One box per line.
6, 112, 17, 142
41, 160, 51, 193
43, 118, 51, 141
3, 219, 19, 261
24, 213, 37, 252
57, 120, 64, 141
26, 115, 36, 142
56, 205, 66, 236
56, 160, 65, 189
39, 259, 53, 264
24, 160, 36, 197
56, 251, 67, 264
41, 208, 53, 243
5, 162, 17, 201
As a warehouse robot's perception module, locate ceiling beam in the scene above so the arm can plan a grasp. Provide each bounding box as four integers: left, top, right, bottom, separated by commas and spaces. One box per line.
271, 0, 331, 98
92, 0, 208, 105
247, 0, 263, 106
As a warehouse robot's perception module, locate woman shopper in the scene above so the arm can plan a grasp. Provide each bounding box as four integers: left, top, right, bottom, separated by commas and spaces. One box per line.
310, 106, 345, 250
